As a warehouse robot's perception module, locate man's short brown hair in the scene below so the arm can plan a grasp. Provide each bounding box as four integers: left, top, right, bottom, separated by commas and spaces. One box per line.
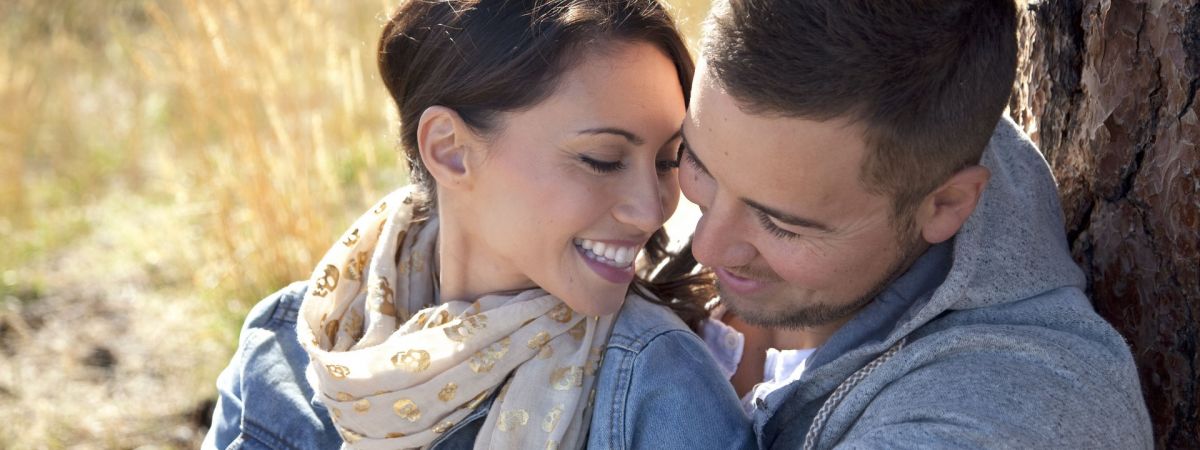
703, 0, 1018, 227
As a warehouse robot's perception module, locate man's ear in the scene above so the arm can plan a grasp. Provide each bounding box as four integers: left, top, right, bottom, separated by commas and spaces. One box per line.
416, 106, 477, 190
916, 165, 990, 244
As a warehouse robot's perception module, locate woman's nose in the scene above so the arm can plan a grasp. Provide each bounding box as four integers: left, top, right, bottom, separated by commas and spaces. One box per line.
613, 169, 668, 233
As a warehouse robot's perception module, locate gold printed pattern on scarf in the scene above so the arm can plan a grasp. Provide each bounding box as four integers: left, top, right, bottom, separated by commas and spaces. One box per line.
412, 310, 429, 328
438, 383, 458, 402
341, 428, 364, 444
445, 314, 488, 342
430, 309, 450, 326
542, 406, 563, 432
344, 310, 363, 340
392, 398, 421, 422
379, 295, 397, 317
433, 420, 455, 434
336, 392, 353, 402
567, 320, 586, 340
586, 346, 604, 376
546, 440, 559, 450
398, 253, 428, 275
326, 364, 351, 379
324, 319, 340, 344
346, 251, 368, 281
549, 366, 583, 391
469, 337, 511, 373
312, 265, 340, 297
373, 201, 388, 215
497, 410, 529, 432
538, 344, 554, 359
549, 304, 573, 323
466, 390, 490, 409
342, 228, 360, 247
386, 432, 406, 438
373, 277, 395, 309
391, 349, 431, 372
353, 399, 371, 413
527, 331, 551, 349
331, 407, 343, 420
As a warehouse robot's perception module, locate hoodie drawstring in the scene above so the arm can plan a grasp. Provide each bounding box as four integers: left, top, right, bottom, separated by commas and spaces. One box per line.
803, 337, 908, 450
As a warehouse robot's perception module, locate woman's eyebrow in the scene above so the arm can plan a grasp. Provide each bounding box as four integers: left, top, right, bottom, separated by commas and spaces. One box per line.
577, 127, 645, 145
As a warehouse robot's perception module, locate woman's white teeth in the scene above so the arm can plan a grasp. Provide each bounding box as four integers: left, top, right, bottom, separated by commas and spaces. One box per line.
574, 238, 637, 267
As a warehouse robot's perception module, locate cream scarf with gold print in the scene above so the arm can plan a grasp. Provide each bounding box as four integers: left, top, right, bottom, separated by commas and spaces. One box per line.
297, 186, 614, 450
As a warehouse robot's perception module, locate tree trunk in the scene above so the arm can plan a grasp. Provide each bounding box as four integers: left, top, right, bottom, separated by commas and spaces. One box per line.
1009, 1, 1199, 447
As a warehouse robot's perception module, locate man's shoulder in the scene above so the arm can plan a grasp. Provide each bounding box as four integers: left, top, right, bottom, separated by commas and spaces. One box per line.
916, 285, 1138, 375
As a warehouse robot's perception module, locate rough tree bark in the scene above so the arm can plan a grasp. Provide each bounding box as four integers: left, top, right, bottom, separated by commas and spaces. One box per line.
1008, 0, 1199, 447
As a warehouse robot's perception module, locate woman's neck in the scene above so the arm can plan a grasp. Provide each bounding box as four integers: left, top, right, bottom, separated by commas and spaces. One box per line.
435, 212, 535, 303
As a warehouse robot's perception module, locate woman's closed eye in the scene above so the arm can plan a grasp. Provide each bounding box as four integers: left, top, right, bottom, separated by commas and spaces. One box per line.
580, 155, 625, 173
656, 158, 679, 174
580, 154, 678, 175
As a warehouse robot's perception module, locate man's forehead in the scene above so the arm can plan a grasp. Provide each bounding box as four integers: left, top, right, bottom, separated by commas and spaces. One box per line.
683, 81, 874, 214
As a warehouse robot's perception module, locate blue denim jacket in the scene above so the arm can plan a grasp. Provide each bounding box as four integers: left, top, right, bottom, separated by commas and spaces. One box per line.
203, 282, 753, 449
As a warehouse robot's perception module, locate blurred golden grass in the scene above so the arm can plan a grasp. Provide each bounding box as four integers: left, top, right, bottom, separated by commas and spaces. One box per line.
2, 0, 406, 306
1, 0, 712, 447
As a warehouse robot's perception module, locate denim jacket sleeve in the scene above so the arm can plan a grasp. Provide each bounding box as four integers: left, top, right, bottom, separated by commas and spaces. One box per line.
202, 282, 343, 450
587, 297, 755, 450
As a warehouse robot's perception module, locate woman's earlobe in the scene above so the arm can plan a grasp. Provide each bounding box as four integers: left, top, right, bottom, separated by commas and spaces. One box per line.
417, 106, 471, 187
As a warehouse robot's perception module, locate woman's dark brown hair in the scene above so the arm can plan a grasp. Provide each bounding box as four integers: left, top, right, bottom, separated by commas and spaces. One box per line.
379, 0, 713, 329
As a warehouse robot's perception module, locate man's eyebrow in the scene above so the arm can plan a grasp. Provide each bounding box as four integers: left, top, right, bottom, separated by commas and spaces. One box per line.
578, 127, 644, 146
680, 127, 833, 232
743, 198, 835, 233
678, 131, 712, 176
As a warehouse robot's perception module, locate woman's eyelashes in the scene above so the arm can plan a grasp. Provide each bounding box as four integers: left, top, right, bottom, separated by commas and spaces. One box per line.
579, 155, 679, 175
656, 158, 680, 174
580, 155, 625, 173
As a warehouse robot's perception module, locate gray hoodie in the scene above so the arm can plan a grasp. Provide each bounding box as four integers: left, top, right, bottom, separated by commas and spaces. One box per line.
755, 117, 1153, 449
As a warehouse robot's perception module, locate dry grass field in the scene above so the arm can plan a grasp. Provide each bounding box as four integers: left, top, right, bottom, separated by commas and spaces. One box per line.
0, 0, 711, 448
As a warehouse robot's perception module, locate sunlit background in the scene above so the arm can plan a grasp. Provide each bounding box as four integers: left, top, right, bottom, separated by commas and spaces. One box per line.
0, 0, 710, 447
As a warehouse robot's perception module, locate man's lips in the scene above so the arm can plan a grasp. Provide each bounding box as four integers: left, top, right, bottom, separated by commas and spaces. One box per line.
714, 267, 770, 295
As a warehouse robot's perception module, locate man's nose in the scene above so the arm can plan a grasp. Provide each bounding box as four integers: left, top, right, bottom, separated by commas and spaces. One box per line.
691, 194, 757, 268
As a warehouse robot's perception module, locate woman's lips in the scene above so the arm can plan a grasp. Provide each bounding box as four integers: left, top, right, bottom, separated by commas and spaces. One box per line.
575, 239, 638, 284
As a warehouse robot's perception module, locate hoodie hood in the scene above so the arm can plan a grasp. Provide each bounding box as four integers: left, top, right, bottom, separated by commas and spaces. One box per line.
894, 115, 1087, 335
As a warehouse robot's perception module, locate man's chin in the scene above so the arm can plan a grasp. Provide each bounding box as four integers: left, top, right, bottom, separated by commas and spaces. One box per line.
721, 287, 867, 330
720, 288, 797, 327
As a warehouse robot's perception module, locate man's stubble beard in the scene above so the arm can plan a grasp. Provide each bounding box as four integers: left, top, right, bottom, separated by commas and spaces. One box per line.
723, 229, 926, 330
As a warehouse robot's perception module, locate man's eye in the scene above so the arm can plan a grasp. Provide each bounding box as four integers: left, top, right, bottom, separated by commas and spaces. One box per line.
679, 145, 708, 175
755, 210, 800, 240
580, 156, 624, 173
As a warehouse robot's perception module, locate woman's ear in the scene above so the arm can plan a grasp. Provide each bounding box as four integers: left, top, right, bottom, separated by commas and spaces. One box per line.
915, 165, 990, 244
416, 106, 476, 190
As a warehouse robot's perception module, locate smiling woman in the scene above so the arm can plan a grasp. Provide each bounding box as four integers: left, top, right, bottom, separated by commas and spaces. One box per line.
202, 0, 754, 449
